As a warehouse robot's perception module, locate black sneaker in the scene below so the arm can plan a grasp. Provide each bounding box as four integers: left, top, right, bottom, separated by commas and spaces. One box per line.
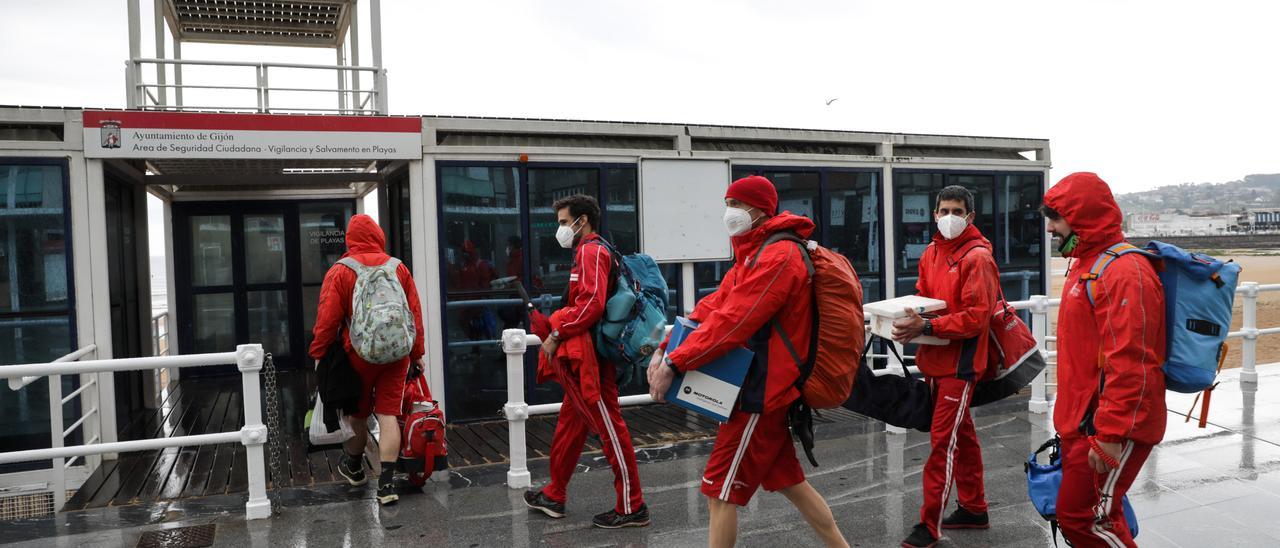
337, 454, 367, 486
377, 467, 398, 505
901, 523, 938, 548
523, 490, 566, 519
592, 504, 650, 529
942, 506, 990, 530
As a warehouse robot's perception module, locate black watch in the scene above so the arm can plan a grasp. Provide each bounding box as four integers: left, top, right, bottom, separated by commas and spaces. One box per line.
549, 329, 561, 341
664, 355, 680, 375
922, 319, 934, 337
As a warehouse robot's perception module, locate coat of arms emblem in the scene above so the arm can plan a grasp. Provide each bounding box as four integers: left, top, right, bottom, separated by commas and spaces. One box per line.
100, 121, 121, 149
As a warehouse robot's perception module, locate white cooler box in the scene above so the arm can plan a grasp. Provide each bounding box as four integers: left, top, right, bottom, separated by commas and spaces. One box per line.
864, 295, 949, 346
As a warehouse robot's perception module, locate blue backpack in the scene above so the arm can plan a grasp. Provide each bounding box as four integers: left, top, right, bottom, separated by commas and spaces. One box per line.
1084, 241, 1242, 393
1028, 436, 1138, 543
593, 240, 670, 385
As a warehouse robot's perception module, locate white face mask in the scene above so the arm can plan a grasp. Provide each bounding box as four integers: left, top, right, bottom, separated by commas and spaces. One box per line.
556, 217, 583, 248
723, 207, 755, 236
936, 214, 968, 240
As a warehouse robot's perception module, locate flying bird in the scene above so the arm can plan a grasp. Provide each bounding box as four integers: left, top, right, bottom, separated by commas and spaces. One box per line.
825, 97, 839, 106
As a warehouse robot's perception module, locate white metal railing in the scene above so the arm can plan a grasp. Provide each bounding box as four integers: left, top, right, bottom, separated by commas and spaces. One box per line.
127, 58, 388, 115
497, 279, 1280, 488
152, 311, 170, 357
0, 345, 272, 520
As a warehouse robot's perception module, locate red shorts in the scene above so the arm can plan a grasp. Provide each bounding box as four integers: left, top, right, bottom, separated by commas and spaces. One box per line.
350, 356, 409, 418
700, 406, 805, 506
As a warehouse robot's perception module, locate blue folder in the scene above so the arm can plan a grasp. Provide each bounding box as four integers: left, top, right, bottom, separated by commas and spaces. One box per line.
663, 317, 754, 422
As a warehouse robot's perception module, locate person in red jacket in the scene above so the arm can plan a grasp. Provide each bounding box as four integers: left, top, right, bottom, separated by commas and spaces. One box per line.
523, 194, 649, 529
647, 176, 848, 548
1041, 172, 1166, 548
892, 185, 999, 547
310, 214, 426, 506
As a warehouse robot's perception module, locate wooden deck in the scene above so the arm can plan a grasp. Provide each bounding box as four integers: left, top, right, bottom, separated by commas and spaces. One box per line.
65, 372, 869, 510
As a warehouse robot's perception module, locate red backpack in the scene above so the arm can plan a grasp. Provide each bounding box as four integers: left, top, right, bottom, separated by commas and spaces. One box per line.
951, 241, 1046, 406
751, 233, 866, 409
399, 373, 448, 487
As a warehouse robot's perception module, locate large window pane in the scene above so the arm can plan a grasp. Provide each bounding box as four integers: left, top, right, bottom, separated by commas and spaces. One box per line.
825, 171, 883, 302
190, 215, 232, 287
0, 162, 74, 472
247, 290, 290, 356
244, 214, 286, 284
999, 174, 1045, 300
299, 203, 352, 285
440, 166, 522, 421
528, 168, 598, 299
193, 292, 235, 354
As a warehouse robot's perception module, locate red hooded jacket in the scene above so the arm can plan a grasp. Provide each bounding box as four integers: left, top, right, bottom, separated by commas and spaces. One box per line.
555, 233, 613, 339
1044, 172, 1167, 445
913, 223, 999, 380
309, 214, 426, 366
665, 213, 816, 414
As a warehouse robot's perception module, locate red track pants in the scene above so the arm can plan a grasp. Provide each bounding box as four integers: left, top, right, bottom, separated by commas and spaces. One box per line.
1057, 436, 1151, 548
919, 377, 988, 538
541, 360, 645, 515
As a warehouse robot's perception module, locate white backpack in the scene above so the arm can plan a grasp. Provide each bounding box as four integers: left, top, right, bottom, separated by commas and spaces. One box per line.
338, 257, 415, 364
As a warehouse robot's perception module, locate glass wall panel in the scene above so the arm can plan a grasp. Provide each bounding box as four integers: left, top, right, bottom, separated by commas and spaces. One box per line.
190, 215, 233, 287
247, 289, 290, 356
192, 292, 235, 354
244, 214, 287, 284
825, 171, 883, 302
0, 162, 75, 472
440, 166, 522, 421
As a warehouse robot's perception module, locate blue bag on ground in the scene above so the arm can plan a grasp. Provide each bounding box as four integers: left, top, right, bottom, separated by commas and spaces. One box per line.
1084, 240, 1241, 393
1027, 436, 1137, 541
593, 240, 670, 385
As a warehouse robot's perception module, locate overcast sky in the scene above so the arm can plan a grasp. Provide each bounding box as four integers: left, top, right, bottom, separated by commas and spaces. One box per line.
3, 1, 1279, 253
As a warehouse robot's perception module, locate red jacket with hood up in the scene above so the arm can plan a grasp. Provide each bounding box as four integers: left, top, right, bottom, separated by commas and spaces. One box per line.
1044, 172, 1167, 445
665, 213, 816, 414
309, 214, 426, 367
913, 223, 999, 380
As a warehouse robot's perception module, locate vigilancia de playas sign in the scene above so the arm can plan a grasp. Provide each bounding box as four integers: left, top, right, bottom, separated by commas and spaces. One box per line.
83, 110, 421, 160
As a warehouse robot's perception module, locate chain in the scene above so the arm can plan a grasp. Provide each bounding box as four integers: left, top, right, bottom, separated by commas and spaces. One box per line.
261, 352, 287, 514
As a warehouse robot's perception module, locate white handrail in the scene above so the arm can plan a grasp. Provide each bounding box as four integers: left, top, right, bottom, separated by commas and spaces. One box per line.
0, 344, 271, 520
9, 344, 98, 390
497, 280, 1279, 489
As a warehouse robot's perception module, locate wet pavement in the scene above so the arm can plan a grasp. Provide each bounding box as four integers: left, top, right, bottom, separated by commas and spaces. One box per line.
4, 364, 1279, 547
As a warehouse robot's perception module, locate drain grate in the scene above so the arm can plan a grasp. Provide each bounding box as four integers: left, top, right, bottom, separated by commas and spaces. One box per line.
136, 524, 217, 548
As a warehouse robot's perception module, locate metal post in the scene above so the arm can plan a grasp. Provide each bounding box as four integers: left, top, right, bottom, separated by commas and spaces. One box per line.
1028, 295, 1050, 413
681, 262, 696, 315
236, 344, 271, 520
173, 40, 183, 108
502, 329, 533, 489
336, 45, 348, 113
49, 374, 66, 511
1241, 282, 1259, 384
349, 1, 361, 108
1020, 270, 1031, 302
255, 66, 266, 113
153, 0, 167, 106
370, 0, 387, 114
127, 0, 141, 108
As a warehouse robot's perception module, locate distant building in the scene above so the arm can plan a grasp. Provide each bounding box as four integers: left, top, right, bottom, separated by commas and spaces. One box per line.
1126, 213, 1238, 237
1235, 208, 1280, 233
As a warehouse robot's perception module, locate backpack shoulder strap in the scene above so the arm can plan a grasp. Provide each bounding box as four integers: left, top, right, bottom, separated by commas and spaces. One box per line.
1081, 243, 1146, 306
337, 257, 365, 273
947, 239, 989, 269
750, 231, 813, 276
381, 257, 402, 272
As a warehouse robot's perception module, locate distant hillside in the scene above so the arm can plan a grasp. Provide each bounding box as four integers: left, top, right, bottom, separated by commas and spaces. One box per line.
1116, 174, 1280, 215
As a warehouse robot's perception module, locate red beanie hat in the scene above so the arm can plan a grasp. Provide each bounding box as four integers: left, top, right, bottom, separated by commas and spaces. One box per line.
725, 175, 778, 216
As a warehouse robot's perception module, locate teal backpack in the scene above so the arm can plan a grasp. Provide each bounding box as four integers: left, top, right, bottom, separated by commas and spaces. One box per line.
592, 239, 670, 385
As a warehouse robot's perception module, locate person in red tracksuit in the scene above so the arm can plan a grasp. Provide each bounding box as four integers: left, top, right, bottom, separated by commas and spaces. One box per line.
523, 194, 649, 529
647, 176, 849, 548
892, 185, 999, 548
310, 214, 426, 506
1041, 172, 1166, 548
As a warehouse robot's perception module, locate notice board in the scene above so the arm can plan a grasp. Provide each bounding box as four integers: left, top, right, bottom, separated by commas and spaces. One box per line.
639, 159, 732, 262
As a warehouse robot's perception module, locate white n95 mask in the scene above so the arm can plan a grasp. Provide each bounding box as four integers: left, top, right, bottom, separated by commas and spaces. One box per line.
723, 207, 754, 236
936, 214, 967, 240
556, 217, 583, 248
